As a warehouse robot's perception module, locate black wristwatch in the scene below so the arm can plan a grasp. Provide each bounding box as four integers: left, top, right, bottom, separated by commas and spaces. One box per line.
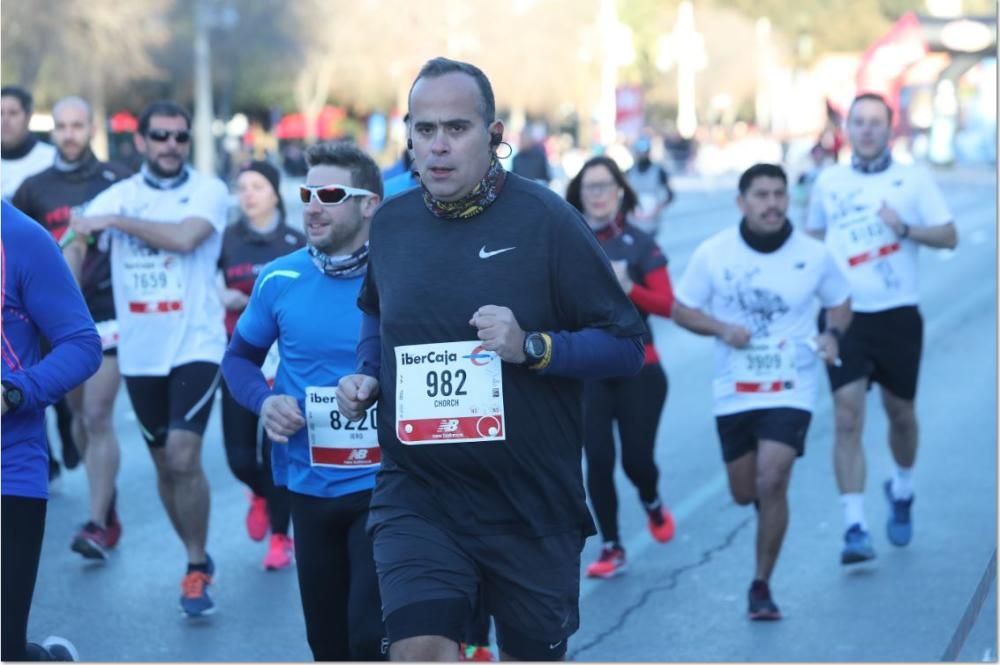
523, 333, 546, 365
826, 326, 844, 343
2, 381, 23, 412
523, 332, 553, 371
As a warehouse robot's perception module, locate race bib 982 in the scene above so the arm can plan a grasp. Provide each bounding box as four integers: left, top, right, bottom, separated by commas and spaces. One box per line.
395, 341, 505, 445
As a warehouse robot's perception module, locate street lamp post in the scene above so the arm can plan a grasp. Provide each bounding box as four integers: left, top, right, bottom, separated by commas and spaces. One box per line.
656, 1, 706, 139
192, 0, 238, 176
193, 0, 214, 175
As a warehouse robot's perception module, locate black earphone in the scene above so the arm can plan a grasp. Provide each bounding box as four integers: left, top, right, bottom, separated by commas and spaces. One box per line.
406, 138, 413, 150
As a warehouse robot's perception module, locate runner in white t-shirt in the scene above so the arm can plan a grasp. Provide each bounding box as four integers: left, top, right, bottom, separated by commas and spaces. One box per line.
674, 164, 851, 621
805, 93, 958, 565
71, 101, 229, 619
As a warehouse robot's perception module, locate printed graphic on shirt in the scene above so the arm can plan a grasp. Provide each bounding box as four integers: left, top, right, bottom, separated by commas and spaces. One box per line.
721, 266, 788, 337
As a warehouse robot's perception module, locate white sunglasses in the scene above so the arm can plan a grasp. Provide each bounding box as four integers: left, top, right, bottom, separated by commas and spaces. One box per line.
298, 184, 376, 206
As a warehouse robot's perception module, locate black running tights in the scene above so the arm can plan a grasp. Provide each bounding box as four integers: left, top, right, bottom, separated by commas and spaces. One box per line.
290, 489, 387, 661
583, 362, 668, 544
1, 495, 47, 661
220, 381, 291, 534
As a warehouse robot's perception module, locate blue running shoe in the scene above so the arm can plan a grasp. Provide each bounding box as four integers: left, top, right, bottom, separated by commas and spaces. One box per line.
179, 554, 215, 618
884, 480, 914, 546
841, 524, 876, 564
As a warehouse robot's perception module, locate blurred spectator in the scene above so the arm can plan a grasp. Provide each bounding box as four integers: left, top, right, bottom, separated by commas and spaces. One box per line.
664, 130, 695, 174
1, 86, 56, 201
281, 142, 308, 177
511, 123, 551, 184
626, 136, 674, 235
383, 148, 414, 181
111, 136, 142, 175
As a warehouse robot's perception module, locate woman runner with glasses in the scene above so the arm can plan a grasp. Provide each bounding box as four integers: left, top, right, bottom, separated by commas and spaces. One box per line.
565, 155, 678, 579
218, 160, 304, 570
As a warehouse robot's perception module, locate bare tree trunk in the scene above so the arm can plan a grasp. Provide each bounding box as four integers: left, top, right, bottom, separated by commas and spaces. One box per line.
90, 73, 110, 161
295, 55, 335, 146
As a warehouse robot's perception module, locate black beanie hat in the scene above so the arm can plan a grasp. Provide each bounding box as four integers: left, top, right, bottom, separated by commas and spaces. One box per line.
239, 160, 285, 216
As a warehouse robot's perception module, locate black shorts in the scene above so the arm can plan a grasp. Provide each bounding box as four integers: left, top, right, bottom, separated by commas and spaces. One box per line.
715, 408, 812, 463
124, 362, 220, 447
369, 508, 583, 661
825, 306, 923, 400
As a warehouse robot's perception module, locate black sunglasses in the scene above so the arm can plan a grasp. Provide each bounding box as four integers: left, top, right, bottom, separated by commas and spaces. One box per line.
146, 129, 191, 144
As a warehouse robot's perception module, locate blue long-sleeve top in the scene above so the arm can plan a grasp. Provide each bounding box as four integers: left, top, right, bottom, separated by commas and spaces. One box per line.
355, 311, 643, 380
2, 201, 102, 499
221, 329, 270, 415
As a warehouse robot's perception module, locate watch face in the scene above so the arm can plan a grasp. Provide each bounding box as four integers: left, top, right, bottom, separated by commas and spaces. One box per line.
526, 335, 545, 358
4, 387, 21, 407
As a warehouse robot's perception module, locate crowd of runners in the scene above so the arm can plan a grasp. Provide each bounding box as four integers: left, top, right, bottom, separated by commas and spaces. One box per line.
0, 55, 957, 661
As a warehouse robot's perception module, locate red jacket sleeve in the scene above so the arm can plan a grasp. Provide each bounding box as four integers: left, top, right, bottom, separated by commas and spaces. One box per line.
628, 265, 674, 318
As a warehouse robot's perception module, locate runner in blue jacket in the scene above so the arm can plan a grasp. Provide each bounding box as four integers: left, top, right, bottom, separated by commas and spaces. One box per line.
2, 200, 102, 660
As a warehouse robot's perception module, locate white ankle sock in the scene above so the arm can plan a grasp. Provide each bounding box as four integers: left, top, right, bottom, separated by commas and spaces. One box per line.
840, 493, 867, 530
891, 466, 914, 499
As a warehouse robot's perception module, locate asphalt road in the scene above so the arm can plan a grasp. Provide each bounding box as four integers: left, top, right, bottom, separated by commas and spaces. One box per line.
26, 164, 997, 662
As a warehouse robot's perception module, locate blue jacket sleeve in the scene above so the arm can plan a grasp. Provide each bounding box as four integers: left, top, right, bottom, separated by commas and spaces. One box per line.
542, 329, 644, 379
5, 220, 101, 410
356, 311, 381, 379
221, 329, 271, 415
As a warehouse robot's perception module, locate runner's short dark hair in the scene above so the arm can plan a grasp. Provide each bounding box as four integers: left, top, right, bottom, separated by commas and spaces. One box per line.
305, 141, 383, 199
738, 163, 787, 194
1, 86, 32, 114
138, 101, 192, 135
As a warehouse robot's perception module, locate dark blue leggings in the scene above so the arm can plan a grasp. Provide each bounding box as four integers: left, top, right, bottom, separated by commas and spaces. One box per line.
220, 381, 290, 534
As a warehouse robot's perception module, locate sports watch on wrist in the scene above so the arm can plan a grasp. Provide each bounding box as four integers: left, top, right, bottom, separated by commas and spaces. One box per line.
523, 332, 547, 366
2, 381, 23, 412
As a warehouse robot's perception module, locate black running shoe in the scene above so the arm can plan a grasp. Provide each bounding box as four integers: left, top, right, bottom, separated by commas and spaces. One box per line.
748, 580, 782, 621
41, 636, 79, 661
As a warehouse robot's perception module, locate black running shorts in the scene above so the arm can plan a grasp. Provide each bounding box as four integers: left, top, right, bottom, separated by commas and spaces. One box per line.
825, 305, 923, 400
124, 362, 220, 447
368, 507, 584, 661
715, 407, 812, 463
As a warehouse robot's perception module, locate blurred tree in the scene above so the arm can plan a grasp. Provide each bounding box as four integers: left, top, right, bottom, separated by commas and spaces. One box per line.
712, 0, 896, 56
277, 0, 605, 147
1, 0, 171, 158
481, 0, 602, 134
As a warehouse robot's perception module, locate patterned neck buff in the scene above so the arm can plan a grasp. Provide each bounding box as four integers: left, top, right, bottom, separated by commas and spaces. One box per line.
851, 148, 892, 174
307, 242, 369, 279
422, 155, 506, 219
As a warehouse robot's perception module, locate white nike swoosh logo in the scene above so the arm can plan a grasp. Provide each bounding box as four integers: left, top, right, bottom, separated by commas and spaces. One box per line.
479, 246, 516, 259
548, 641, 562, 650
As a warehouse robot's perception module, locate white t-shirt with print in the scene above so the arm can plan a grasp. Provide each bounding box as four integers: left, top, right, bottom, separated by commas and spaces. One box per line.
85, 168, 229, 376
805, 162, 952, 313
675, 226, 850, 416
